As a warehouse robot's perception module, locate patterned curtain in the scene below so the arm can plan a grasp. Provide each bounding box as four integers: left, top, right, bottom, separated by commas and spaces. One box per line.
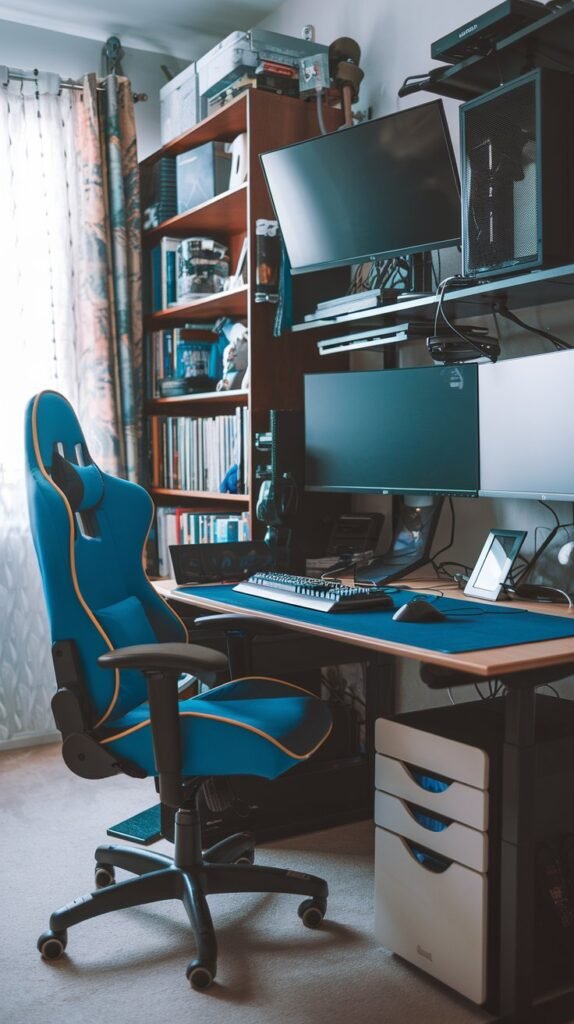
0, 72, 143, 748
73, 74, 143, 481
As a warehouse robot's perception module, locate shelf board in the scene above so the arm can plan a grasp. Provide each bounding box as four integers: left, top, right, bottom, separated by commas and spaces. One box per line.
150, 488, 249, 507
146, 286, 248, 327
141, 93, 248, 167
406, 1, 574, 102
291, 262, 574, 334
146, 390, 248, 413
143, 183, 248, 247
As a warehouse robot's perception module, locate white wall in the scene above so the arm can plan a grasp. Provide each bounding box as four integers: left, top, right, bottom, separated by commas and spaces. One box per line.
0, 18, 207, 157
257, 0, 574, 709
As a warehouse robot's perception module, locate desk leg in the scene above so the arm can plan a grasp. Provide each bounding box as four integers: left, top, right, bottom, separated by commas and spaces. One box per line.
364, 653, 396, 774
499, 684, 537, 1022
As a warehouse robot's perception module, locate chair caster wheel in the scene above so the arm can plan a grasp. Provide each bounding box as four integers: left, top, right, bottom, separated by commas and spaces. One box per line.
95, 862, 115, 888
298, 898, 326, 929
235, 849, 255, 865
37, 929, 68, 960
186, 960, 215, 990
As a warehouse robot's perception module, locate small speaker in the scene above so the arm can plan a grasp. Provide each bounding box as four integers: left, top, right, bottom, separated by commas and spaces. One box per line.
170, 541, 274, 584
460, 69, 574, 278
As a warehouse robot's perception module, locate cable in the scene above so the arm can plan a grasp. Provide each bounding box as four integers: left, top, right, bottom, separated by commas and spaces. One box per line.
429, 497, 455, 573
538, 499, 561, 529
543, 684, 560, 697
495, 304, 572, 350
315, 88, 327, 136
433, 278, 500, 361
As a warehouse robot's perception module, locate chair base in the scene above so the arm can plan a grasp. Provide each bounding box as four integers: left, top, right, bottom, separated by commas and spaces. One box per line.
37, 802, 328, 989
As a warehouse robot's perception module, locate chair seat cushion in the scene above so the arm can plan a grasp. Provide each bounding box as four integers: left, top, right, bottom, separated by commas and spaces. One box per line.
99, 676, 332, 780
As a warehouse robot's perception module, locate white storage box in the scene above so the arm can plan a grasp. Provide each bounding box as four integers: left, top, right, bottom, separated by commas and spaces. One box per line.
375, 827, 488, 1004
160, 63, 198, 146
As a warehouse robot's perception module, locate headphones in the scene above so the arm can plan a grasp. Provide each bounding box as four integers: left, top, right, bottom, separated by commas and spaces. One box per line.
256, 473, 298, 526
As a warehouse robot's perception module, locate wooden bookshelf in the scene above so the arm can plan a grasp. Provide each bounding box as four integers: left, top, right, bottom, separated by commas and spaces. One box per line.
142, 89, 347, 562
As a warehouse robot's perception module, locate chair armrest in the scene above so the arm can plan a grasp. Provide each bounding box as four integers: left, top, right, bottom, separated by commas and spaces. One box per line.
97, 642, 228, 676
98, 643, 227, 808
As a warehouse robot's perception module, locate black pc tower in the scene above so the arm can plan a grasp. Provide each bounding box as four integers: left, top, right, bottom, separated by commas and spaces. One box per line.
460, 68, 574, 278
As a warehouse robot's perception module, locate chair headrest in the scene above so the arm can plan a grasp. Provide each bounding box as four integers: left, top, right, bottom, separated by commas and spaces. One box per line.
51, 451, 105, 512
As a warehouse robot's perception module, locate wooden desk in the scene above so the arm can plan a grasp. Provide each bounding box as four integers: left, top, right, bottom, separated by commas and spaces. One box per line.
156, 577, 574, 1024
156, 576, 574, 679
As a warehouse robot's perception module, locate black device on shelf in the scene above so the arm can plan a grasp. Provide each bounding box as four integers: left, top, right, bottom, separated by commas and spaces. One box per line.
461, 68, 574, 278
260, 99, 461, 275
431, 0, 548, 64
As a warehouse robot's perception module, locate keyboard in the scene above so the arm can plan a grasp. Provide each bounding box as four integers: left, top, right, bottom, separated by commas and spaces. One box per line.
233, 572, 394, 613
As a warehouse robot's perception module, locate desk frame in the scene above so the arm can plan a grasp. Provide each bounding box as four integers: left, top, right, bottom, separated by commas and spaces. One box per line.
157, 579, 574, 1024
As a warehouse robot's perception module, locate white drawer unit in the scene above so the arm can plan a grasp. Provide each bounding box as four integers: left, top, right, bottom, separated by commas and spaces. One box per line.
374, 711, 494, 1004
375, 753, 489, 831
375, 827, 488, 1004
374, 790, 488, 873
375, 716, 490, 789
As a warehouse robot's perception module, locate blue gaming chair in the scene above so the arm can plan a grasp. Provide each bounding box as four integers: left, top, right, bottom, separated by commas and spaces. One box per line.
25, 390, 332, 990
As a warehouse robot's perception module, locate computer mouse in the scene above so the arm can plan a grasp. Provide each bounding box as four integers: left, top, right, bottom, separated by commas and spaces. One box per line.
392, 599, 446, 623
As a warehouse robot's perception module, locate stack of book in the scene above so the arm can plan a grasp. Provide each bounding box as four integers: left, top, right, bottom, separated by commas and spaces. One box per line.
152, 409, 249, 493
147, 237, 179, 312
142, 156, 177, 230
146, 328, 216, 398
156, 509, 250, 576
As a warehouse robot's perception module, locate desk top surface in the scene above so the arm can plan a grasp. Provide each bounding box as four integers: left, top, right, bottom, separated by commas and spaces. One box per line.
154, 577, 574, 680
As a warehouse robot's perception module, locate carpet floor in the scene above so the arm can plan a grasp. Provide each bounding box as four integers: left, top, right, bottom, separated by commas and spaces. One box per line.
0, 743, 496, 1024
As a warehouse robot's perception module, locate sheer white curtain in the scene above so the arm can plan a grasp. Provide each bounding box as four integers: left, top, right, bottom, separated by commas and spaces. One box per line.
0, 75, 82, 746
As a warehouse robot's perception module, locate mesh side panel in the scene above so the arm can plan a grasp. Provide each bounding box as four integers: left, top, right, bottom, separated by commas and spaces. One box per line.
462, 79, 537, 273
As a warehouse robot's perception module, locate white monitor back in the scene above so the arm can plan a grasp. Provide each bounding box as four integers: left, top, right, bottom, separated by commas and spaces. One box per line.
478, 348, 574, 501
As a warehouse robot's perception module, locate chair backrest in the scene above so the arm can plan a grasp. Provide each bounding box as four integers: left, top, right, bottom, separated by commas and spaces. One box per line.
25, 390, 187, 729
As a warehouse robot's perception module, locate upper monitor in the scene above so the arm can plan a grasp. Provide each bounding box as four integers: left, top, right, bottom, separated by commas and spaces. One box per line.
305, 364, 479, 497
260, 99, 461, 274
479, 349, 574, 501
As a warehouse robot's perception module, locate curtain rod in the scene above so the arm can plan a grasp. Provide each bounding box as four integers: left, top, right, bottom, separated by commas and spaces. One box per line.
3, 66, 148, 103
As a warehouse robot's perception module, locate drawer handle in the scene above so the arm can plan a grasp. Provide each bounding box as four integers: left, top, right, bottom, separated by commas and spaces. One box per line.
401, 837, 453, 874
406, 763, 453, 793
404, 800, 452, 833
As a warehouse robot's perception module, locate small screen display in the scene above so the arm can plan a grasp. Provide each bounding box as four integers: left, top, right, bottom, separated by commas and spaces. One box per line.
473, 533, 517, 592
304, 364, 479, 496
260, 100, 461, 273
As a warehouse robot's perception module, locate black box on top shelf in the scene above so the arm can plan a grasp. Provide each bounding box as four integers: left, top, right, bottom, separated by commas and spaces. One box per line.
460, 68, 574, 278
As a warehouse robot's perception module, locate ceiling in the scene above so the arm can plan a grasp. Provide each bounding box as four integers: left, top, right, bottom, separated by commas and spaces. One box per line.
0, 0, 287, 59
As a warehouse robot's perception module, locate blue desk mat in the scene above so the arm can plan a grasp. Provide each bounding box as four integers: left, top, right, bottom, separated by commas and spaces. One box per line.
176, 584, 574, 655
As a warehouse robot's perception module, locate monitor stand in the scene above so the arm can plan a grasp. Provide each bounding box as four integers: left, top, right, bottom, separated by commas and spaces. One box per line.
354, 496, 444, 586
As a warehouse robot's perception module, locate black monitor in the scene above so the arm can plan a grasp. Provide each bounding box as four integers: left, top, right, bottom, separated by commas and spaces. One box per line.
479, 349, 574, 501
304, 365, 479, 497
260, 99, 461, 274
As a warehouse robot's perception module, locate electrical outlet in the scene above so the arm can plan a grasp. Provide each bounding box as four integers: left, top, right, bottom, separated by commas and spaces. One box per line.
301, 24, 315, 42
